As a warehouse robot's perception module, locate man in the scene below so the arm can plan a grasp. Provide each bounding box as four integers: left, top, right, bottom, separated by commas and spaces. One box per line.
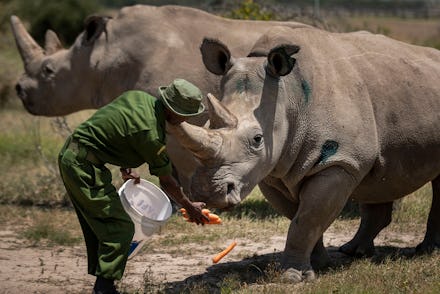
58, 79, 209, 294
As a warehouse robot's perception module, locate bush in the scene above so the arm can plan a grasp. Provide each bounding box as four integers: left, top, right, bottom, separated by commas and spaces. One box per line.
226, 0, 275, 20
8, 0, 100, 45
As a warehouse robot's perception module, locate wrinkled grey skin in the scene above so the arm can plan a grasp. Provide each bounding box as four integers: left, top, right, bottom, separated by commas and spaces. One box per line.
10, 5, 309, 192
168, 26, 440, 282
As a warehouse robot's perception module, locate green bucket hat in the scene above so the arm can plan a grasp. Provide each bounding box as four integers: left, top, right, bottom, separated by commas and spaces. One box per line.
158, 79, 205, 117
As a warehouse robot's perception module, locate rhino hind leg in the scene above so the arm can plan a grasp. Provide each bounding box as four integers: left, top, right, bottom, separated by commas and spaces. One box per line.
339, 202, 393, 257
416, 176, 440, 254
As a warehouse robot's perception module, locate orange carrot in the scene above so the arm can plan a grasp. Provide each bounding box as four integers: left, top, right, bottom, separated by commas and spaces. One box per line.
180, 208, 222, 224
212, 241, 237, 263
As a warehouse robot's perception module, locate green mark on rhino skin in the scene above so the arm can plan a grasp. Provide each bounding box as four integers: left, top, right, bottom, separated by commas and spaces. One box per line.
301, 79, 311, 104
317, 140, 339, 164
236, 75, 251, 93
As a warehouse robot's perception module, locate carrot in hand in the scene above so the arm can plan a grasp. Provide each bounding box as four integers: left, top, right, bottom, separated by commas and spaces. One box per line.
212, 241, 237, 263
180, 208, 222, 224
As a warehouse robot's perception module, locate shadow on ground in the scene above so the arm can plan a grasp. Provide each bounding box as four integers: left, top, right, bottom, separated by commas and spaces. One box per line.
145, 244, 420, 293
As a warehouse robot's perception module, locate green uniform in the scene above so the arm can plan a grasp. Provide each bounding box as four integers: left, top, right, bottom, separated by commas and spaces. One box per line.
58, 90, 172, 280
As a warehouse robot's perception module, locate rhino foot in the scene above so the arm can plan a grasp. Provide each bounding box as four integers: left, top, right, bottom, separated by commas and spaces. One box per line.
311, 247, 332, 270
415, 239, 440, 254
339, 240, 375, 258
280, 268, 316, 284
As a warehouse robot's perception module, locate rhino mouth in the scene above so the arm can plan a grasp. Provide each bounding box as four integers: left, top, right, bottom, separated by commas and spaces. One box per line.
190, 177, 242, 209
15, 84, 37, 114
224, 182, 241, 208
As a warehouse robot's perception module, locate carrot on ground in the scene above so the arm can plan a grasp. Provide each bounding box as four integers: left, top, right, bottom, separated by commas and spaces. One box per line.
212, 241, 237, 263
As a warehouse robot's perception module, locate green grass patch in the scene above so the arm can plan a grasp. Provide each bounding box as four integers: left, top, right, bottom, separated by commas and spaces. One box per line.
22, 217, 81, 246
297, 253, 440, 294
222, 188, 282, 220
1, 205, 82, 246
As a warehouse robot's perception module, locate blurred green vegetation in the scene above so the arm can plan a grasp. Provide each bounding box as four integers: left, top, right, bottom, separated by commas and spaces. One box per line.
0, 0, 100, 45
225, 0, 275, 20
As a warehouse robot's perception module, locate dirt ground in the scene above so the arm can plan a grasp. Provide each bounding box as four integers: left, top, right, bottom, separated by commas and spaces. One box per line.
0, 222, 424, 294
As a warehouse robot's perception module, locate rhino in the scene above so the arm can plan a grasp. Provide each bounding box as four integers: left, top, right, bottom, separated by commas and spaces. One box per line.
10, 5, 311, 116
10, 4, 309, 192
167, 26, 440, 282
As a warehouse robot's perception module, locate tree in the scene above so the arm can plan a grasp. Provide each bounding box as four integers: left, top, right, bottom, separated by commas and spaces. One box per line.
11, 0, 100, 45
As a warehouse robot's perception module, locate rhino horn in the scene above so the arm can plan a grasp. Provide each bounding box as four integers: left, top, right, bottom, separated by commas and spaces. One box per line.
10, 15, 44, 67
44, 29, 63, 55
206, 93, 237, 129
166, 121, 223, 161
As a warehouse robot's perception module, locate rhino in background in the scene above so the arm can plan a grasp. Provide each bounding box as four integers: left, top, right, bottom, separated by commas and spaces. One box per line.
11, 5, 310, 116
10, 4, 309, 192
168, 26, 440, 282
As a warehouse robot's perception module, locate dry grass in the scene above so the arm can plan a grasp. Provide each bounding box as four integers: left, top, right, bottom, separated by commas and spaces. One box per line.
327, 15, 440, 48
0, 183, 437, 293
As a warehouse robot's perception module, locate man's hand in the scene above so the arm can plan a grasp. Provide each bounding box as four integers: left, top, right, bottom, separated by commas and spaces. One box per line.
182, 201, 209, 225
120, 168, 140, 184
158, 174, 209, 225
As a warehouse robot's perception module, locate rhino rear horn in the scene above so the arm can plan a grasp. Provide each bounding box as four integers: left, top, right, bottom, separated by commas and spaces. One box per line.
44, 30, 63, 55
10, 15, 44, 68
200, 38, 233, 76
266, 44, 300, 77
206, 93, 237, 129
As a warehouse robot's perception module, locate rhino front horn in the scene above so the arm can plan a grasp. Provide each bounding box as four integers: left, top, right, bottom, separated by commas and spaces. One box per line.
166, 121, 222, 161
10, 15, 44, 68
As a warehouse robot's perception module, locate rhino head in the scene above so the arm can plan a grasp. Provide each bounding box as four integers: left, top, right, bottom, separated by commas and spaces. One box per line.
167, 37, 302, 209
11, 15, 113, 116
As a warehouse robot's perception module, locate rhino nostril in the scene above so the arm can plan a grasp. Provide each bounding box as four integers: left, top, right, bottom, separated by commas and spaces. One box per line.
227, 183, 235, 194
15, 84, 24, 97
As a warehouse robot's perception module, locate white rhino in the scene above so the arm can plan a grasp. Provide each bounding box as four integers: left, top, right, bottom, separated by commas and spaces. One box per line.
10, 4, 309, 192
11, 5, 309, 116
168, 26, 440, 282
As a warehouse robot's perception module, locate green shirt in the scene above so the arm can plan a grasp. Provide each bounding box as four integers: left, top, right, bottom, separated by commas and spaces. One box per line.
72, 90, 172, 176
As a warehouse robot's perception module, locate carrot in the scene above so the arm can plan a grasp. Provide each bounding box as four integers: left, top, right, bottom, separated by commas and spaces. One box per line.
212, 241, 237, 263
180, 208, 222, 224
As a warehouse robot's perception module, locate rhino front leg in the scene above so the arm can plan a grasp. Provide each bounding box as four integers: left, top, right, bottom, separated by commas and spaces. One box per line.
416, 176, 440, 253
259, 177, 297, 220
260, 179, 331, 269
339, 202, 393, 257
311, 236, 331, 270
282, 166, 357, 283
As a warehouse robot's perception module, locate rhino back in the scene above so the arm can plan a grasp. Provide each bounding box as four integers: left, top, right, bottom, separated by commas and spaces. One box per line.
109, 5, 309, 96
277, 28, 440, 201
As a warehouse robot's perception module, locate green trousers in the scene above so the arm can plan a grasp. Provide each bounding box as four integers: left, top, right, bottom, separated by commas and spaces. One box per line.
58, 136, 134, 280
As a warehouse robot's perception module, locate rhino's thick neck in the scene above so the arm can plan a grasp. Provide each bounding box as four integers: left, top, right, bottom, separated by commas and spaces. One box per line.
269, 69, 313, 182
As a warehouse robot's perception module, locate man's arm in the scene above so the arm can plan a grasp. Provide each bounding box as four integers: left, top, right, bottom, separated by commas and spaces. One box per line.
159, 174, 208, 225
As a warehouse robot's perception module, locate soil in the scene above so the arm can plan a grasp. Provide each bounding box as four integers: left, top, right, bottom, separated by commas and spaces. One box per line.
0, 223, 424, 294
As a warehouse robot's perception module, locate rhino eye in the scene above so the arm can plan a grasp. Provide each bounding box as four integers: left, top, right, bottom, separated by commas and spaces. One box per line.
252, 134, 264, 148
43, 64, 54, 75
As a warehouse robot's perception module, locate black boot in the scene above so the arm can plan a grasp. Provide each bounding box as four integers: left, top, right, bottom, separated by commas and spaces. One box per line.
92, 276, 120, 294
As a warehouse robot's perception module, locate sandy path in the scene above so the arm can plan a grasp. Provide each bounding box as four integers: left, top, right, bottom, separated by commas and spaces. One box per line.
0, 224, 423, 294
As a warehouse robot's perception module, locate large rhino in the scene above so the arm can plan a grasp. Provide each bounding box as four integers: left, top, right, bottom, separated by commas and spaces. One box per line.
11, 5, 310, 116
10, 4, 309, 191
167, 26, 440, 282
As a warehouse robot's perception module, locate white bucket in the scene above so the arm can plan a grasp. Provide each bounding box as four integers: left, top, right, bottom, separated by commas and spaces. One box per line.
118, 179, 172, 241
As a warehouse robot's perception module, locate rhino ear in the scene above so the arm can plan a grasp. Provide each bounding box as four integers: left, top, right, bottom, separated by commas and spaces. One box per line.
266, 44, 300, 77
82, 15, 111, 45
200, 38, 233, 76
